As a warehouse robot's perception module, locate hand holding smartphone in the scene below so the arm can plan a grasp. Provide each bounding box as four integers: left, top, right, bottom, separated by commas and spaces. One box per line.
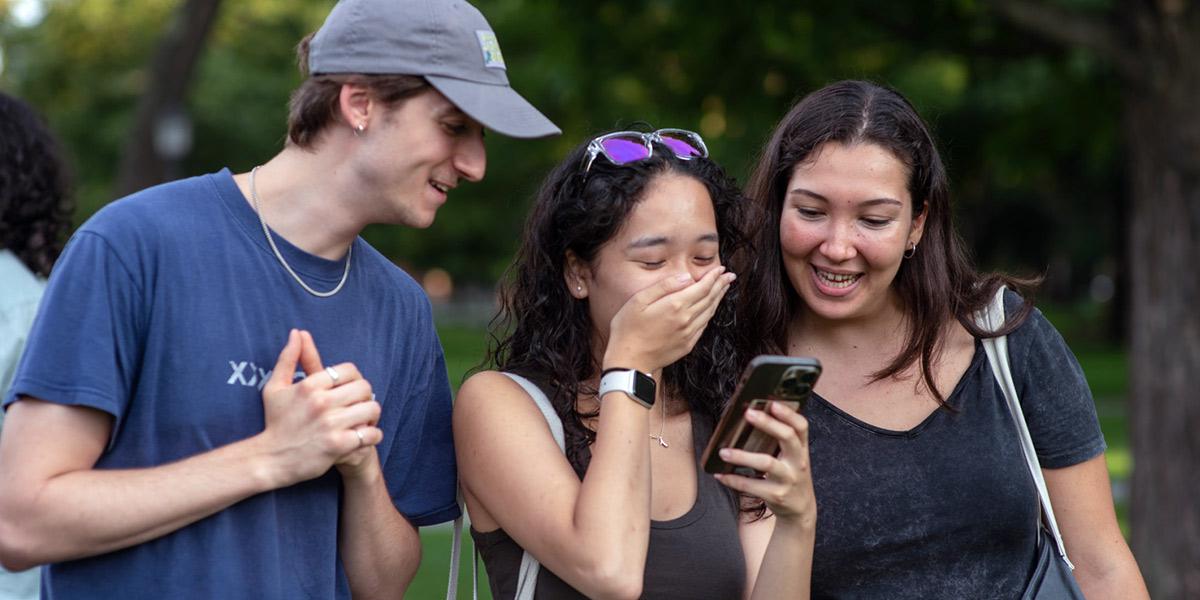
702, 355, 821, 476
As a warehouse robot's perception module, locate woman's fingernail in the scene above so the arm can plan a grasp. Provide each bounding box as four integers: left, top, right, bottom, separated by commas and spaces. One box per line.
719, 449, 731, 459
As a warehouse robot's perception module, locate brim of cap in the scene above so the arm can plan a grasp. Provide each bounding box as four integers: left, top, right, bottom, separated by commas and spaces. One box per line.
427, 76, 561, 139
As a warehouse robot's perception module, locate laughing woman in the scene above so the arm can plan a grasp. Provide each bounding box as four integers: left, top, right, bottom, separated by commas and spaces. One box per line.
454, 129, 816, 599
738, 80, 1148, 599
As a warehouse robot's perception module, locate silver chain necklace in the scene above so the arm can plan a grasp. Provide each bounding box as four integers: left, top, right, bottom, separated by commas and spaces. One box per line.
592, 390, 670, 448
249, 166, 351, 298
650, 397, 669, 448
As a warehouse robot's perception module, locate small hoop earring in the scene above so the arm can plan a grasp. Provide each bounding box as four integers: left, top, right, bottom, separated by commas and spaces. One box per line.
904, 241, 917, 259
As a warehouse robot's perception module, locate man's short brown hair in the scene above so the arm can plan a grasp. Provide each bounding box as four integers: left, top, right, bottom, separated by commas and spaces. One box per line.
286, 33, 431, 149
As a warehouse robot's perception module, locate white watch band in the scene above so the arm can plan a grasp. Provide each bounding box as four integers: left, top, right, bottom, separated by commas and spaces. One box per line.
598, 369, 653, 409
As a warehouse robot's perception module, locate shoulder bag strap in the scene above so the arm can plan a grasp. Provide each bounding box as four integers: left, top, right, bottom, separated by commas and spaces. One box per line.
503, 372, 566, 450
447, 373, 563, 600
502, 372, 564, 600
447, 488, 467, 599
975, 285, 1075, 570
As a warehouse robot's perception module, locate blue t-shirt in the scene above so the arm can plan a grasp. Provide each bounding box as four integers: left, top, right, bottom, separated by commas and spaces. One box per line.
5, 169, 460, 599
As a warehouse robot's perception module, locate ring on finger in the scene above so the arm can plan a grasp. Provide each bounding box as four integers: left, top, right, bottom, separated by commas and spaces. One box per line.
354, 428, 365, 448
325, 365, 341, 386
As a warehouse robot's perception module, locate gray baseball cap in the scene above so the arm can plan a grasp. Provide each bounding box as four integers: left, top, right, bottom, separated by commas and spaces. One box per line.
308, 0, 561, 139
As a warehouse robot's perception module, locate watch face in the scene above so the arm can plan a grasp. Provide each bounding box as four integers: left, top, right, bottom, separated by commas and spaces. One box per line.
633, 371, 656, 406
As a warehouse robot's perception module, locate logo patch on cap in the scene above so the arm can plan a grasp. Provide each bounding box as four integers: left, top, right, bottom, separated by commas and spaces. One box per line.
475, 30, 506, 70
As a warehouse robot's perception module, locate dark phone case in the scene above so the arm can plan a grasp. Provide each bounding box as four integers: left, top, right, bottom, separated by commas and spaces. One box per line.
701, 355, 821, 476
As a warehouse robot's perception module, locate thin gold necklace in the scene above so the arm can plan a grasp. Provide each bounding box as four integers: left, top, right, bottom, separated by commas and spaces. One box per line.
249, 166, 352, 298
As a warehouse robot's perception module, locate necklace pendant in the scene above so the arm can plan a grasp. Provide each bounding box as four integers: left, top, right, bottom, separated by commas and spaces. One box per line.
650, 434, 669, 448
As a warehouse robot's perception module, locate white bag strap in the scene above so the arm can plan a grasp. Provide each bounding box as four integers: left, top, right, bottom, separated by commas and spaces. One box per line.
446, 488, 473, 600
504, 372, 563, 600
975, 286, 1075, 570
445, 372, 564, 600
504, 372, 566, 450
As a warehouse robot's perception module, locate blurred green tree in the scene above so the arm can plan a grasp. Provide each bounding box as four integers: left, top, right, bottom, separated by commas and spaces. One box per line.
0, 0, 1123, 293
114, 0, 221, 196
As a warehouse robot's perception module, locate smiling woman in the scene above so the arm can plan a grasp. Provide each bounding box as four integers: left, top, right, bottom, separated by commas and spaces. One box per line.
738, 80, 1148, 599
566, 172, 721, 343
779, 142, 924, 325
453, 128, 819, 599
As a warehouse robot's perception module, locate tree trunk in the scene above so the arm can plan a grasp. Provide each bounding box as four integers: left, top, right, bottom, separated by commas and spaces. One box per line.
994, 1, 1200, 596
115, 0, 222, 197
1122, 4, 1200, 598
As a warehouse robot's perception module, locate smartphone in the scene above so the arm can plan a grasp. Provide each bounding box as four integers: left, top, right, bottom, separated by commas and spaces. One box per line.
701, 355, 821, 476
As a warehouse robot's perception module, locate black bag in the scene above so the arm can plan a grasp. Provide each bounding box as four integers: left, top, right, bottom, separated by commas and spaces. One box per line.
1021, 527, 1085, 600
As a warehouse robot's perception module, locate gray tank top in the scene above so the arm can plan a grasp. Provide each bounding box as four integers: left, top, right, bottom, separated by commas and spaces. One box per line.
470, 412, 746, 599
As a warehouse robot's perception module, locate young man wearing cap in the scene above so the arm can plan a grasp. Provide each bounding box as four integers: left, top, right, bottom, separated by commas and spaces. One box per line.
0, 1, 558, 598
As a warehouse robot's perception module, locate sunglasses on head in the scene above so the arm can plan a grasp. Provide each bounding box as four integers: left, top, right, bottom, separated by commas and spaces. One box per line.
582, 128, 709, 174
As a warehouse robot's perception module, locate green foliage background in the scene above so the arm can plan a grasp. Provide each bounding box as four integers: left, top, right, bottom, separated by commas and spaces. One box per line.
0, 0, 1124, 303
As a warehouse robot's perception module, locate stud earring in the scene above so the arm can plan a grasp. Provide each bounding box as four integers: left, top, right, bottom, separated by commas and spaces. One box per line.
354, 123, 365, 136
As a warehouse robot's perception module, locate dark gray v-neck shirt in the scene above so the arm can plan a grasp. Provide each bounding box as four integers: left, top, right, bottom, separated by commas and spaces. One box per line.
807, 292, 1106, 598
471, 414, 746, 599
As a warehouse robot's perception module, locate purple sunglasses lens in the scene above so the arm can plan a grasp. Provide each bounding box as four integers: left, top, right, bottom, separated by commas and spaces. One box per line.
660, 135, 702, 158
600, 137, 650, 164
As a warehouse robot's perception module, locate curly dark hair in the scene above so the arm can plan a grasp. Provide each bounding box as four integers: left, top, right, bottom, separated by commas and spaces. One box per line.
0, 92, 73, 277
740, 80, 1038, 407
484, 130, 751, 475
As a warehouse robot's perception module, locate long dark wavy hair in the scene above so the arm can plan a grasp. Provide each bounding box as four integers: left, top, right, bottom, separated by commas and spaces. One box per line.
740, 80, 1038, 406
484, 131, 750, 473
0, 92, 73, 277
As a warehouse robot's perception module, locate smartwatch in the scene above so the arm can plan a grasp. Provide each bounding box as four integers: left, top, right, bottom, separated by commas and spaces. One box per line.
598, 368, 656, 409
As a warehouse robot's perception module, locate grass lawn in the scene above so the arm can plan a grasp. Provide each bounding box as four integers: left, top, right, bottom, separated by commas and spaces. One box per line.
416, 317, 1132, 598
410, 524, 493, 599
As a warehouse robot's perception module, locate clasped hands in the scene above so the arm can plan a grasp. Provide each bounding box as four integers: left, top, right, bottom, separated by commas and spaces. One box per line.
258, 329, 382, 487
